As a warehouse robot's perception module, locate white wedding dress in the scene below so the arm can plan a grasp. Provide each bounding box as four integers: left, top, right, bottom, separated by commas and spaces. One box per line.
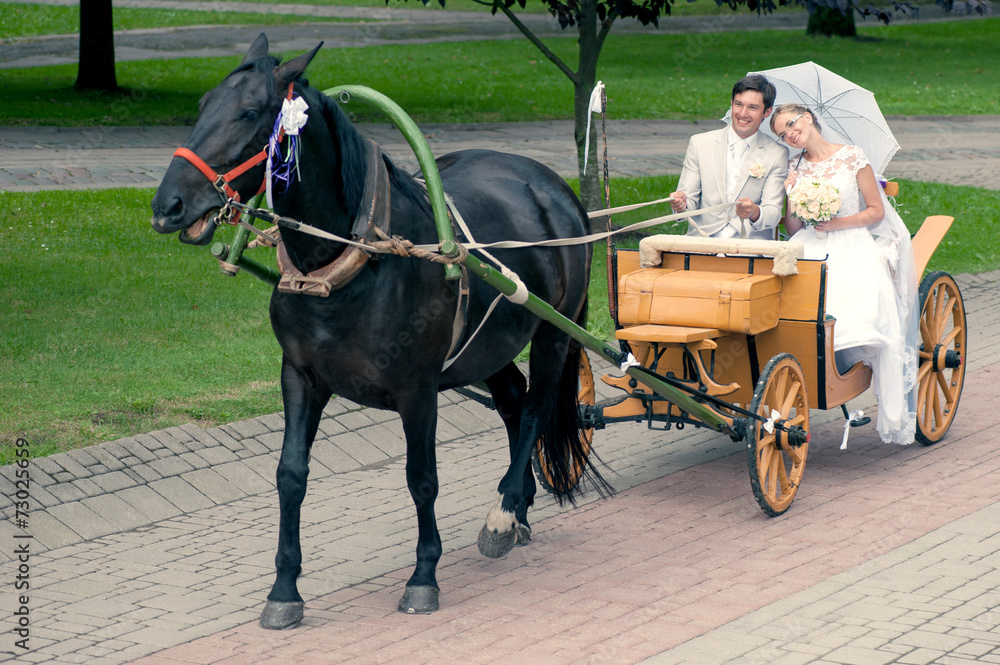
788, 145, 919, 444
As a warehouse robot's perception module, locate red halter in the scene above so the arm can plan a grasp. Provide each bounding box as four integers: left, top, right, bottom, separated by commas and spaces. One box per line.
172, 83, 295, 223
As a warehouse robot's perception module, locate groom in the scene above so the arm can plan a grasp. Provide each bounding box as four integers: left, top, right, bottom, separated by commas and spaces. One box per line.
670, 74, 788, 240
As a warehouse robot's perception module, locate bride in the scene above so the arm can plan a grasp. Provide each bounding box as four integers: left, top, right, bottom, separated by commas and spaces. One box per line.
770, 103, 919, 445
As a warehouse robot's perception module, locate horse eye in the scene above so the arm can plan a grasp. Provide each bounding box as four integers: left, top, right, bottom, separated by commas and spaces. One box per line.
241, 110, 260, 122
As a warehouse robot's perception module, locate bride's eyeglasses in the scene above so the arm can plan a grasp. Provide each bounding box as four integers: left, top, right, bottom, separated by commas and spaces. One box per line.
777, 114, 805, 144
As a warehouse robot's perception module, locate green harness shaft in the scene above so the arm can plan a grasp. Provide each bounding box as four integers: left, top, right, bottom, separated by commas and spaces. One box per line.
212, 84, 731, 433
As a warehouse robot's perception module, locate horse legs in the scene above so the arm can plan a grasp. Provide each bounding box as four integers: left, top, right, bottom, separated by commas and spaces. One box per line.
260, 358, 330, 630
478, 324, 573, 559
483, 362, 534, 546
397, 389, 444, 614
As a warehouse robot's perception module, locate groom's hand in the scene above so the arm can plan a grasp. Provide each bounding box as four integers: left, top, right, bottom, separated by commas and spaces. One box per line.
669, 191, 687, 212
735, 198, 760, 222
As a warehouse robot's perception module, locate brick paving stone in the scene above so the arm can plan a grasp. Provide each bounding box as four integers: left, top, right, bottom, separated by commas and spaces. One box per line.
213, 460, 274, 495
80, 494, 151, 531
120, 438, 159, 463
202, 427, 244, 452
89, 470, 139, 493
46, 501, 118, 541
87, 444, 125, 471
328, 431, 390, 468
181, 468, 246, 504
21, 475, 76, 509
194, 444, 241, 466
227, 418, 270, 439
148, 455, 196, 478
356, 423, 406, 457
32, 456, 63, 476
65, 448, 101, 470
176, 451, 210, 471
147, 476, 215, 514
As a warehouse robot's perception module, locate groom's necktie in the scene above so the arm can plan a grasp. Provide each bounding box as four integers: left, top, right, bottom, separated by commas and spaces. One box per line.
728, 139, 748, 200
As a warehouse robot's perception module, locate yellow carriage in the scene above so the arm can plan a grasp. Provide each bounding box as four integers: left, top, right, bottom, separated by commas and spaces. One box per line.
536, 192, 966, 516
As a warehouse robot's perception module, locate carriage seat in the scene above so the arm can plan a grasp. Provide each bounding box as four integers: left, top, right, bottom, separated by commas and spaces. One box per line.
637, 234, 804, 276
617, 268, 783, 336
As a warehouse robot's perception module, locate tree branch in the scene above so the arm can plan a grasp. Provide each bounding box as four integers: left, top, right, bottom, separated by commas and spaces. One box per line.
494, 1, 579, 85
596, 5, 620, 51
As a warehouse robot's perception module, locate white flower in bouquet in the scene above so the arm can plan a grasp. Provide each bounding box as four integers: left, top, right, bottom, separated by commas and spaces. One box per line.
789, 179, 841, 238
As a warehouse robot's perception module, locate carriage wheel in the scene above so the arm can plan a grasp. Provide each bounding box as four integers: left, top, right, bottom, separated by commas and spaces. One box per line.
532, 349, 595, 495
746, 353, 810, 517
916, 271, 967, 446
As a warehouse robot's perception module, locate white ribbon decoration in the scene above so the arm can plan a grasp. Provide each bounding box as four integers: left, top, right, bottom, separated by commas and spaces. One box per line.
266, 97, 311, 207
582, 81, 604, 176
841, 410, 864, 450
762, 410, 781, 435
619, 352, 640, 372
280, 96, 309, 135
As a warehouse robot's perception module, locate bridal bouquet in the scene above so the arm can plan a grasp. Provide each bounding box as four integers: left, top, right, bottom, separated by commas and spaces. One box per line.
789, 179, 841, 239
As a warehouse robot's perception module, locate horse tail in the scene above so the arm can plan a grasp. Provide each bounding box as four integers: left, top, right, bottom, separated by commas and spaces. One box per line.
536, 299, 614, 505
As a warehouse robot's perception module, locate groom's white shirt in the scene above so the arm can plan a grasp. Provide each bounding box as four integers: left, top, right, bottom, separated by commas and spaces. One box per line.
677, 126, 789, 239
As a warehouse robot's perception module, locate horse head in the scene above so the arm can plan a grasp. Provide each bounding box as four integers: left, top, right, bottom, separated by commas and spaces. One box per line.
150, 33, 321, 245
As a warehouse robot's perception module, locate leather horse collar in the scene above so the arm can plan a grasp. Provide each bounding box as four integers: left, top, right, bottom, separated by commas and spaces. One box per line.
276, 138, 391, 297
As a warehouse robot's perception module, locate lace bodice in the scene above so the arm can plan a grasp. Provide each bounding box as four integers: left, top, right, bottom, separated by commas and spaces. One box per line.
791, 145, 869, 218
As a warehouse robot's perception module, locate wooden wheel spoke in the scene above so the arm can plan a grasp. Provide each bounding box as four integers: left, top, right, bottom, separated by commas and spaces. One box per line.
933, 285, 948, 339
917, 360, 933, 384
785, 444, 804, 467
779, 379, 803, 417
935, 370, 955, 406
775, 454, 790, 495
938, 324, 961, 349
922, 380, 937, 429
919, 316, 935, 350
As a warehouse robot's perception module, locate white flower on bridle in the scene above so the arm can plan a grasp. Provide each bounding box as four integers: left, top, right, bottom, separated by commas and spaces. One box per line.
280, 96, 309, 136
266, 94, 309, 207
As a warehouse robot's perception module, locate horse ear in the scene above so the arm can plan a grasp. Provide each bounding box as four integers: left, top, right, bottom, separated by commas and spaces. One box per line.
242, 33, 270, 65
276, 42, 324, 88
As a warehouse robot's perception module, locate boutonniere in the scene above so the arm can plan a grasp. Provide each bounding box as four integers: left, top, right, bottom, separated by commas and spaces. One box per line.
748, 162, 766, 179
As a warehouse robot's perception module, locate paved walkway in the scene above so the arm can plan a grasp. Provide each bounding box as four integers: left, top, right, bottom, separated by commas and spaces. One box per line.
1, 278, 998, 664
3, 6, 1000, 664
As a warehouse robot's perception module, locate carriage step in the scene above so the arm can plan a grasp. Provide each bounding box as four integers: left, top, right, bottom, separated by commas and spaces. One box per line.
615, 324, 722, 345
841, 405, 871, 427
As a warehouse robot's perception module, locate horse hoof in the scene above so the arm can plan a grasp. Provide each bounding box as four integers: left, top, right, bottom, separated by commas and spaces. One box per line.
478, 524, 517, 559
259, 600, 304, 630
514, 522, 532, 546
398, 585, 439, 614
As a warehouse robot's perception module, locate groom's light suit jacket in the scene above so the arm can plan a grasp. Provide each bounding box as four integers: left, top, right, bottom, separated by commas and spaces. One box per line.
677, 127, 789, 240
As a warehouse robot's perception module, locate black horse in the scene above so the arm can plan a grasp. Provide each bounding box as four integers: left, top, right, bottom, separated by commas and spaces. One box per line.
151, 34, 595, 629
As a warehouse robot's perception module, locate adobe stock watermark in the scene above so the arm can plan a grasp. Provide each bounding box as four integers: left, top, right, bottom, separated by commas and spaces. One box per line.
9, 437, 32, 654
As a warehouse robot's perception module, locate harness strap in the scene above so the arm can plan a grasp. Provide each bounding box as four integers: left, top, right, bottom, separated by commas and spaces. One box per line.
172, 146, 269, 202
171, 83, 297, 211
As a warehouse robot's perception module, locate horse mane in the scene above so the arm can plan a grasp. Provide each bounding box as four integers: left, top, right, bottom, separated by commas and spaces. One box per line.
312, 87, 432, 221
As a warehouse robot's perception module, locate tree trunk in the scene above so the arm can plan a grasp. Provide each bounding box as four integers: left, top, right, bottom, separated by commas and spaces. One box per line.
574, 0, 603, 229
807, 5, 857, 37
76, 0, 118, 91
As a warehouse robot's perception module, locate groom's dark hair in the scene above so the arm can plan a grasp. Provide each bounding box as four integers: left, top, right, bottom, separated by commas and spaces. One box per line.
732, 74, 777, 110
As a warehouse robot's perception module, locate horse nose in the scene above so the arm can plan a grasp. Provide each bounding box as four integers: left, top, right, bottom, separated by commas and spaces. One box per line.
150, 194, 185, 233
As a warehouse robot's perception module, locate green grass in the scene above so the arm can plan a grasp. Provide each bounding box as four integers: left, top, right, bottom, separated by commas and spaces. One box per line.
1, 19, 996, 126
2, 178, 995, 461
0, 3, 351, 39
0, 189, 283, 463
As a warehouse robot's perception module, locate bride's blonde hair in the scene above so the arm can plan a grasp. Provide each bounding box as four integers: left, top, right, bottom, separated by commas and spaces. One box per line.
770, 103, 822, 134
